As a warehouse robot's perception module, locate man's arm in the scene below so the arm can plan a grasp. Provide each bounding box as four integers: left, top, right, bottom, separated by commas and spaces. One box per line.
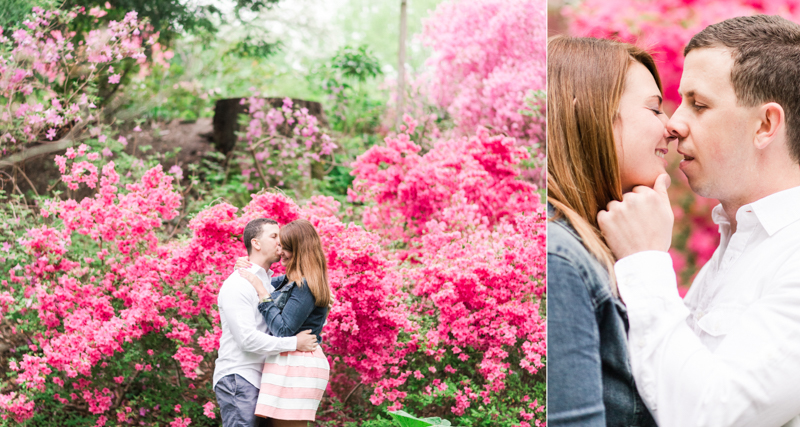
616, 252, 800, 427
219, 280, 297, 355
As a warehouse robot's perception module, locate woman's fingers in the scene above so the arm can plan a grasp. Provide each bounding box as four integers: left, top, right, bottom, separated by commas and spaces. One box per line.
233, 256, 252, 270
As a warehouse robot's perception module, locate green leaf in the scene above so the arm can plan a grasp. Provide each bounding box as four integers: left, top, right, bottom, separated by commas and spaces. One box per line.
388, 411, 456, 427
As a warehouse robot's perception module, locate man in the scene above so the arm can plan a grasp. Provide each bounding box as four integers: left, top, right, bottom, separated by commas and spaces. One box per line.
598, 15, 800, 427
213, 218, 317, 427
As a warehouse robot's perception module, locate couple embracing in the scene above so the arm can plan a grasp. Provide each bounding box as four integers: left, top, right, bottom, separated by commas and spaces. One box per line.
213, 218, 332, 427
548, 15, 800, 427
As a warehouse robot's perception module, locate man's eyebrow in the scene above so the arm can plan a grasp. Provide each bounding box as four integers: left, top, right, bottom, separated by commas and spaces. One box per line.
678, 90, 696, 98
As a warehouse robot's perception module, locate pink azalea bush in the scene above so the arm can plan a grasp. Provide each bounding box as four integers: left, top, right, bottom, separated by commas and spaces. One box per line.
421, 0, 547, 147
348, 117, 547, 426
239, 95, 337, 192
565, 0, 800, 286
0, 122, 546, 426
350, 115, 541, 244
0, 5, 152, 155
0, 4, 547, 426
0, 147, 412, 425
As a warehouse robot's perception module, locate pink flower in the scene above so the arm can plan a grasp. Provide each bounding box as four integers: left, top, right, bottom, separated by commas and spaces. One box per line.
169, 165, 183, 180
108, 74, 120, 84
170, 417, 191, 427
203, 402, 215, 419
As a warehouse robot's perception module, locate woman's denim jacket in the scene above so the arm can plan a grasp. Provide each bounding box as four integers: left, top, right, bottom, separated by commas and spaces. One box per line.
547, 205, 655, 427
257, 275, 328, 343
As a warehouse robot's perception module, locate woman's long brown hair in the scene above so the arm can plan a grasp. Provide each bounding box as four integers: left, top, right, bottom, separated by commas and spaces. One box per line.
280, 219, 332, 307
547, 36, 662, 296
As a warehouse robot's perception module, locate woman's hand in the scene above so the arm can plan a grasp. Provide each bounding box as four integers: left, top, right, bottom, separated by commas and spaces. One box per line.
233, 256, 252, 271
238, 269, 270, 299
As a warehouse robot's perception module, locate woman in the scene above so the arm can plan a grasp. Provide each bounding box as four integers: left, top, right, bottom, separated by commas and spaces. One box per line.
236, 219, 332, 427
547, 36, 674, 426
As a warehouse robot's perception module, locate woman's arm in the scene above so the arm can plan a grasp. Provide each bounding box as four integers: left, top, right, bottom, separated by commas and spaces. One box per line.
237, 269, 270, 300
547, 253, 606, 427
258, 281, 317, 338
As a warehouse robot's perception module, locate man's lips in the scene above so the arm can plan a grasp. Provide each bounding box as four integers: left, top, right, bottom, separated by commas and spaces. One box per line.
678, 149, 695, 170
677, 148, 695, 161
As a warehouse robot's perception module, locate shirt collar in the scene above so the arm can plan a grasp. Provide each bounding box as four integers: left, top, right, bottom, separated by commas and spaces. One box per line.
751, 185, 800, 236
711, 185, 800, 236
245, 263, 273, 283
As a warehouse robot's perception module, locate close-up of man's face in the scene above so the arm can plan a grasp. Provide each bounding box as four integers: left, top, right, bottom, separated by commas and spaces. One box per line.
667, 47, 760, 202
252, 223, 281, 263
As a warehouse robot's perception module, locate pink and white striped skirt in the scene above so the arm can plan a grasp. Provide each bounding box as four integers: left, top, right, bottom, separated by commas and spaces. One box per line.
255, 347, 330, 421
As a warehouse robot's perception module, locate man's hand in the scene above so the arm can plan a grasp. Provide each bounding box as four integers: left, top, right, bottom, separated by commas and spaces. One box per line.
597, 174, 674, 260
295, 330, 318, 352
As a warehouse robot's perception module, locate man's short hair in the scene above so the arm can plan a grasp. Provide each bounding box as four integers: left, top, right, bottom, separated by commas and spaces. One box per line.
243, 218, 278, 255
684, 15, 800, 162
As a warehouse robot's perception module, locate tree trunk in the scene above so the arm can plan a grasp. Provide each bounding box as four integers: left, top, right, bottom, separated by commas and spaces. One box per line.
396, 0, 408, 129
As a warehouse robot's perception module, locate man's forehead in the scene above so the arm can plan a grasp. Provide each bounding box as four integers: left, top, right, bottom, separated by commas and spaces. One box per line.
679, 47, 734, 97
262, 223, 280, 235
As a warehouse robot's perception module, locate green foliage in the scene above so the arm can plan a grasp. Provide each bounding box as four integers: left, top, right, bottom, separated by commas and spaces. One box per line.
309, 44, 386, 136
0, 0, 55, 30
331, 45, 383, 82
389, 410, 457, 426
63, 0, 281, 44
227, 37, 283, 59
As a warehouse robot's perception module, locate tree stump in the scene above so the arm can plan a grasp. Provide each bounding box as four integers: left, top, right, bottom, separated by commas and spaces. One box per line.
212, 97, 326, 155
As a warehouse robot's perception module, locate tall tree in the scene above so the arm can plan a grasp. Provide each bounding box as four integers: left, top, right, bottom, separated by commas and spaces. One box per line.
397, 0, 408, 127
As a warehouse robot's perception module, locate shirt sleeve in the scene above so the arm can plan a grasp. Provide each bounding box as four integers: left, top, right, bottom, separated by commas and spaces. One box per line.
258, 282, 317, 338
547, 253, 606, 427
219, 278, 297, 354
617, 250, 800, 427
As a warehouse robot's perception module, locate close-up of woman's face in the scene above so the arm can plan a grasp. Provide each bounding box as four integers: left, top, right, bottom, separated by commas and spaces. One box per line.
614, 61, 673, 192
279, 242, 292, 267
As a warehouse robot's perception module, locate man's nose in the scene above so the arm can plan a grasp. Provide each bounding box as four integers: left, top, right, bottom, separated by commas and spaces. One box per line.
666, 104, 689, 139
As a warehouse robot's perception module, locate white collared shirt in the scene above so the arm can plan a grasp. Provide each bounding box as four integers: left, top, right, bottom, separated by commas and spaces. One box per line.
616, 185, 800, 427
213, 263, 296, 389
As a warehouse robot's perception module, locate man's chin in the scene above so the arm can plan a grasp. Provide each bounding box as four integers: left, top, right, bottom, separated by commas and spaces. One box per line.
685, 174, 714, 199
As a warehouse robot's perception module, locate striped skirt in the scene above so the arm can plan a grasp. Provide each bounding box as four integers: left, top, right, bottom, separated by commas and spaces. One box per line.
255, 347, 330, 421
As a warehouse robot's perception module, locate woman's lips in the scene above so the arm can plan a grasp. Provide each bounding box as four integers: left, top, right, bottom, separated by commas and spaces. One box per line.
655, 148, 668, 166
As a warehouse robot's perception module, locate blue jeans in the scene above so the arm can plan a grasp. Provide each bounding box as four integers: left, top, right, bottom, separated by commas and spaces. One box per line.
214, 374, 269, 427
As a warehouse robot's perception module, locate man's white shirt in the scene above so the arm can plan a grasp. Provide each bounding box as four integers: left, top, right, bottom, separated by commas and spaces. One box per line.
213, 263, 296, 389
616, 185, 800, 427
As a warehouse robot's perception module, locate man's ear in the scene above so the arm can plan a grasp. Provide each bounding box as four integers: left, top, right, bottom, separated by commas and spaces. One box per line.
754, 102, 785, 150
251, 238, 261, 252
